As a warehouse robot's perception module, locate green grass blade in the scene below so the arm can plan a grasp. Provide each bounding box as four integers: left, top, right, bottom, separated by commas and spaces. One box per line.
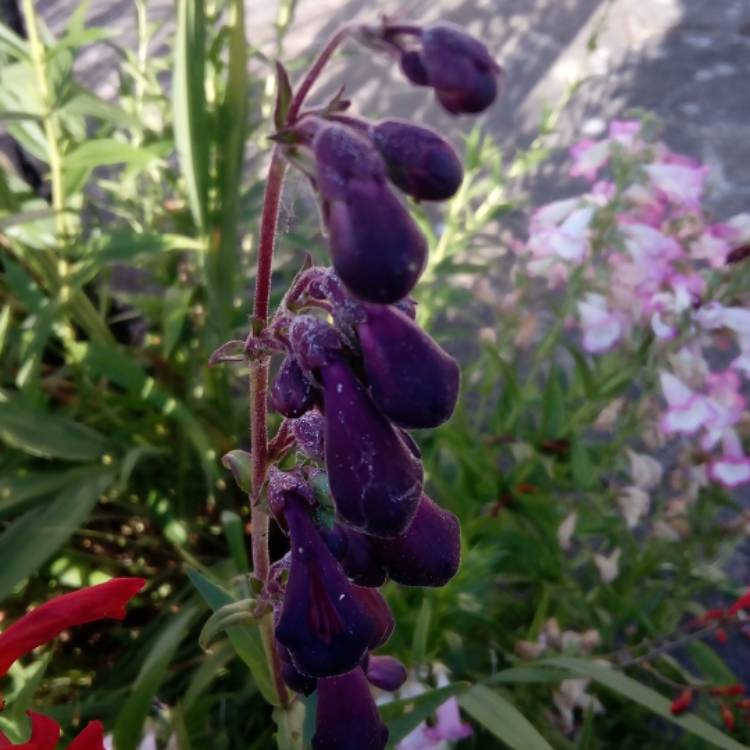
458, 684, 554, 750
113, 604, 199, 750
173, 0, 209, 234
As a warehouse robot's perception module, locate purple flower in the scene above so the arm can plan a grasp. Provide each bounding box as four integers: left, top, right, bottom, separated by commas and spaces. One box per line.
275, 491, 375, 677
320, 356, 423, 536
326, 523, 387, 587
356, 303, 460, 429
277, 640, 317, 695
365, 655, 408, 691
270, 356, 318, 418
314, 125, 428, 303
376, 494, 461, 587
313, 667, 389, 750
400, 24, 501, 115
351, 585, 394, 649
370, 120, 463, 201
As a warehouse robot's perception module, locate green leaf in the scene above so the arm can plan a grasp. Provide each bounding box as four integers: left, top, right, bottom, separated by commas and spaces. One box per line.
173, 0, 209, 233
0, 399, 107, 461
273, 61, 293, 130
199, 599, 257, 649
113, 604, 199, 750
162, 285, 193, 357
687, 641, 738, 685
222, 510, 250, 573
0, 471, 113, 599
0, 466, 109, 519
382, 682, 470, 746
207, 0, 248, 339
540, 368, 565, 438
63, 138, 163, 170
486, 666, 571, 685
542, 657, 750, 750
411, 596, 431, 666
222, 450, 253, 494
458, 684, 554, 750
183, 641, 235, 710
186, 568, 277, 705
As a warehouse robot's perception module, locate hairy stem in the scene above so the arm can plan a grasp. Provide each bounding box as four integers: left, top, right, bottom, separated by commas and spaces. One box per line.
249, 148, 288, 708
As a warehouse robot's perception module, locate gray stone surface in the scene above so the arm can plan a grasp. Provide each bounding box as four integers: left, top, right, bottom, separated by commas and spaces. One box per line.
28, 0, 750, 216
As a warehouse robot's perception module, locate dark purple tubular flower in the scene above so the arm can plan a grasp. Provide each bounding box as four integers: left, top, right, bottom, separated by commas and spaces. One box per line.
314, 125, 428, 303
313, 667, 389, 750
351, 585, 394, 649
371, 120, 463, 201
356, 303, 460, 429
376, 494, 461, 587
275, 492, 376, 677
339, 525, 388, 587
400, 24, 501, 115
320, 356, 423, 536
366, 655, 408, 691
270, 356, 318, 418
277, 640, 317, 695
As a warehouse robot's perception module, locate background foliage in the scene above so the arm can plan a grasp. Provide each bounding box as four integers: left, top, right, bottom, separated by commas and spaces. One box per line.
1, 1, 748, 748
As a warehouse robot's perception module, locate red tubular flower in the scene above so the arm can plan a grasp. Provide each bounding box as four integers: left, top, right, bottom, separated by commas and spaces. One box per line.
721, 704, 736, 732
710, 685, 745, 697
0, 712, 104, 750
0, 578, 145, 678
715, 628, 729, 645
728, 590, 750, 616
670, 687, 694, 715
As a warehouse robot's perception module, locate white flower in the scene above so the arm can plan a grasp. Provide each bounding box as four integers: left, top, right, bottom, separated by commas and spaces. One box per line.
618, 486, 650, 528
626, 450, 663, 490
558, 512, 577, 550
593, 548, 621, 583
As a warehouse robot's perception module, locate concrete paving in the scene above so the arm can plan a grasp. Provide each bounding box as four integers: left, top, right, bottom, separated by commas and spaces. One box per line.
29, 0, 750, 217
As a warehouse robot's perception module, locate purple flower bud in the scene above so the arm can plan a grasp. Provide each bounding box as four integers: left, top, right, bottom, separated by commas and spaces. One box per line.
351, 585, 394, 649
371, 120, 463, 201
402, 24, 501, 115
313, 123, 385, 202
292, 410, 326, 462
320, 357, 423, 536
313, 125, 428, 304
277, 640, 317, 695
275, 492, 375, 677
376, 494, 461, 587
356, 304, 459, 429
313, 667, 388, 750
289, 315, 342, 370
366, 655, 408, 692
270, 356, 318, 418
336, 524, 387, 587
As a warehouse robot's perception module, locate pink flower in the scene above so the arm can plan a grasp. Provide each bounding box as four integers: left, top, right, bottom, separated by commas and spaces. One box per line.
577, 295, 624, 353
709, 431, 750, 488
690, 224, 734, 267
643, 161, 707, 209
659, 371, 712, 435
608, 120, 642, 148
701, 371, 747, 450
569, 139, 611, 181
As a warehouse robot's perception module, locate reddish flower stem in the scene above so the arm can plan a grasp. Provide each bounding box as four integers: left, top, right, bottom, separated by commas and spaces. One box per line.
286, 25, 355, 124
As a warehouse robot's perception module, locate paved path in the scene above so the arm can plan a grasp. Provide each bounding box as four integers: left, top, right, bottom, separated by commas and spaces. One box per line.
31, 0, 750, 216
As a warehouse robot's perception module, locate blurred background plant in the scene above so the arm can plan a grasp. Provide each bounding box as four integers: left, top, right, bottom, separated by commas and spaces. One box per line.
1, 1, 749, 749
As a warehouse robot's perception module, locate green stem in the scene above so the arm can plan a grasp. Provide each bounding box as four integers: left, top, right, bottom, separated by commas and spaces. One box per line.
21, 0, 69, 240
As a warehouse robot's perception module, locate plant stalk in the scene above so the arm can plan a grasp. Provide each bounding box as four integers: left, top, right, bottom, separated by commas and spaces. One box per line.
21, 0, 70, 240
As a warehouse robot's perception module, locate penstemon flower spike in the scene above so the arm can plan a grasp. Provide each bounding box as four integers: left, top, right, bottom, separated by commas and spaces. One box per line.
216, 19, 501, 749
